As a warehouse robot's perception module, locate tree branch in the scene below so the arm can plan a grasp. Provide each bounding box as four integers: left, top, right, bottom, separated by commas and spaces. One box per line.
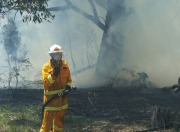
47, 5, 71, 11
64, 0, 105, 31
87, 0, 99, 20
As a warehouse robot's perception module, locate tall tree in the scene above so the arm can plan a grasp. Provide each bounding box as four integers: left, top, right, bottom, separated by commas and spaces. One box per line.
95, 0, 127, 80
2, 18, 21, 88
2, 18, 32, 90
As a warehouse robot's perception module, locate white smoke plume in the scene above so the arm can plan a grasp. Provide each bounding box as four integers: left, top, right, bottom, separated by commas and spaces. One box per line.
122, 0, 180, 87
1, 0, 180, 88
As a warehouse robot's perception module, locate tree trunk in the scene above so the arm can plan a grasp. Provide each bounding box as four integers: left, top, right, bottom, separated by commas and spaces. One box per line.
7, 55, 12, 89
95, 0, 126, 81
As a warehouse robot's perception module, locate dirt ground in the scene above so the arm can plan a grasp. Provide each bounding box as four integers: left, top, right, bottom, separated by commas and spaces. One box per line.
0, 86, 180, 132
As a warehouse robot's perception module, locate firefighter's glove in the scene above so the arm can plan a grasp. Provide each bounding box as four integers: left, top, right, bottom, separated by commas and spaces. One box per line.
66, 85, 71, 91
52, 67, 60, 77
63, 85, 71, 95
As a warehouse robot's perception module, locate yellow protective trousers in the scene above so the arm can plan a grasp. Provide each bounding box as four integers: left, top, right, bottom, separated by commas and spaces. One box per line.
40, 110, 66, 132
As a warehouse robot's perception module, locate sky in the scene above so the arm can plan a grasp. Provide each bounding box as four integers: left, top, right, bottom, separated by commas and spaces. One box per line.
1, 0, 180, 88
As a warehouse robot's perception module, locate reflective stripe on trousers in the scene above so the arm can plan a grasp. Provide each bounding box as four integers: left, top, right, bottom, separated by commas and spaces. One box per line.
53, 124, 63, 131
39, 129, 47, 132
44, 104, 68, 111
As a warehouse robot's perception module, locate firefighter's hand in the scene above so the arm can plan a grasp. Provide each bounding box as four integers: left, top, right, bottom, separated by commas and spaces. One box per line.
65, 85, 71, 91
63, 85, 71, 95
52, 67, 60, 77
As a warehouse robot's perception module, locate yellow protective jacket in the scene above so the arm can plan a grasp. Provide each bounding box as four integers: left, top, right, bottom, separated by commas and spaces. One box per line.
42, 60, 72, 111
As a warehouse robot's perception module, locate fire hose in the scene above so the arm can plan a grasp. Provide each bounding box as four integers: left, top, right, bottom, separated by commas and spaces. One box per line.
41, 86, 77, 119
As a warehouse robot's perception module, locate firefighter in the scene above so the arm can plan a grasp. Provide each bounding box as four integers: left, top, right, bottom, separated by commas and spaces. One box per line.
40, 44, 72, 132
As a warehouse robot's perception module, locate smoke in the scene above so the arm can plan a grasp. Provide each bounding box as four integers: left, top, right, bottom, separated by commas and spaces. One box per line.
0, 0, 105, 88
121, 0, 180, 86
1, 0, 180, 88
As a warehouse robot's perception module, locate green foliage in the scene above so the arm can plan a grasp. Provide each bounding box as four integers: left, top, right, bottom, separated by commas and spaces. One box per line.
1, 0, 55, 23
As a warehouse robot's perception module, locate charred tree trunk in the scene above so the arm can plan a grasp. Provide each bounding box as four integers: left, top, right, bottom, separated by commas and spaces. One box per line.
95, 0, 127, 81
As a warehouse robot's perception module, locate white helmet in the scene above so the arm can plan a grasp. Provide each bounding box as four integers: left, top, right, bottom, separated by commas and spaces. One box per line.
48, 44, 64, 60
48, 44, 64, 54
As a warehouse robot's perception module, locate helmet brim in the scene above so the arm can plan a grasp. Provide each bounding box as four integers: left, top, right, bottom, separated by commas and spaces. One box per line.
48, 50, 64, 54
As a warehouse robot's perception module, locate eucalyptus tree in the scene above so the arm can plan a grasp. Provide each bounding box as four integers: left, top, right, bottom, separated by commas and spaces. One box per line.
0, 0, 54, 23
2, 18, 21, 89
2, 18, 32, 90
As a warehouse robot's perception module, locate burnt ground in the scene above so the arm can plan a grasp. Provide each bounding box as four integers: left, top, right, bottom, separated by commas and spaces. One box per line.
68, 86, 180, 131
0, 86, 180, 132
